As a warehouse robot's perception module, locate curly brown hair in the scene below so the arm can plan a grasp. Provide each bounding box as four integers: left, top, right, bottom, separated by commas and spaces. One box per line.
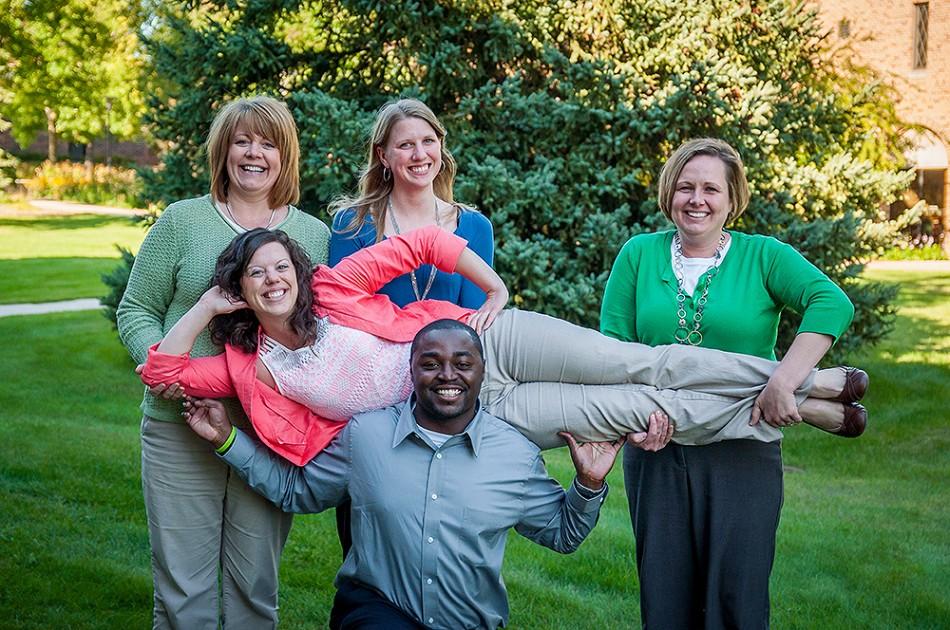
209, 229, 317, 354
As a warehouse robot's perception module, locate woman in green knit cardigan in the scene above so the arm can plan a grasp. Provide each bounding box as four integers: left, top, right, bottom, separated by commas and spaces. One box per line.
601, 138, 864, 628
116, 96, 330, 629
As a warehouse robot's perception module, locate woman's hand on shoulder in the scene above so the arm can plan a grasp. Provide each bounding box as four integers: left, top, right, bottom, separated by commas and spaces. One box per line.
198, 286, 247, 315
466, 283, 508, 334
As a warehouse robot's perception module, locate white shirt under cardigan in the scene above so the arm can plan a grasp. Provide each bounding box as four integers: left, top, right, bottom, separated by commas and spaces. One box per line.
670, 238, 733, 295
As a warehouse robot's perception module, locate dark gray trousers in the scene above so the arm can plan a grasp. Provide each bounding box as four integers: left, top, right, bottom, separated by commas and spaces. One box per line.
624, 439, 783, 630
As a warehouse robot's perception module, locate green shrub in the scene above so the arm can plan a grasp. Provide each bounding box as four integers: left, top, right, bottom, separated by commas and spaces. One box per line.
100, 246, 135, 328
24, 160, 143, 208
880, 244, 947, 261
0, 150, 17, 191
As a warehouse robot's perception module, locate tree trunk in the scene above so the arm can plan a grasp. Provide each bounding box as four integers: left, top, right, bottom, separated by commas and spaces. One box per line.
44, 107, 57, 162
85, 142, 94, 179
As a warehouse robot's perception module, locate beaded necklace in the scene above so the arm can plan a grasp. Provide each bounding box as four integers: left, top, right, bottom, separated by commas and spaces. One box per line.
672, 231, 726, 346
387, 196, 441, 301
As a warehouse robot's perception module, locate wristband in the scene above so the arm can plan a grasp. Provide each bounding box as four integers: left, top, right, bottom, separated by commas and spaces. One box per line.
215, 426, 237, 454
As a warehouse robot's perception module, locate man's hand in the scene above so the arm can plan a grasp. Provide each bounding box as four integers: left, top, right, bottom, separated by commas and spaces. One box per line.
136, 363, 185, 400
626, 410, 673, 452
558, 432, 625, 491
183, 397, 233, 449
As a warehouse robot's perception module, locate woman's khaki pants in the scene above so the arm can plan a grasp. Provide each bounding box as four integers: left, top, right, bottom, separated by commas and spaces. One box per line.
141, 416, 294, 629
480, 309, 807, 449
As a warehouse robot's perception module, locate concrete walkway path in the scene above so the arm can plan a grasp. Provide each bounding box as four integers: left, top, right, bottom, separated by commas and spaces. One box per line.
0, 298, 102, 318
865, 259, 950, 272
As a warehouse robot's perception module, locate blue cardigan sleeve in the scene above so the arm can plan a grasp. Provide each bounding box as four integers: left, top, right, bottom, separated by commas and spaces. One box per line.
456, 210, 495, 309
329, 208, 375, 267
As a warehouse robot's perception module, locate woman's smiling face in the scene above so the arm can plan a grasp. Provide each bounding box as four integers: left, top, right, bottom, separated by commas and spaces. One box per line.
239, 241, 298, 320
377, 116, 443, 191
226, 122, 282, 200
670, 154, 732, 241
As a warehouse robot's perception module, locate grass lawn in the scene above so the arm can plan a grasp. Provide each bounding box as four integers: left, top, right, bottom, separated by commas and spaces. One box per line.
0, 210, 145, 304
0, 269, 948, 628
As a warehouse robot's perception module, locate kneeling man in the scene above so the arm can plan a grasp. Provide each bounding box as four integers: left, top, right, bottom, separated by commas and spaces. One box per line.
185, 320, 635, 629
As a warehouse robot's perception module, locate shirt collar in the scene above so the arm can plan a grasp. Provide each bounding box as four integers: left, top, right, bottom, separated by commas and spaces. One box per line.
392, 395, 485, 456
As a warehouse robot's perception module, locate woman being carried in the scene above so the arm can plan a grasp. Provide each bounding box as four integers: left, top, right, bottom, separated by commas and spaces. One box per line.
142, 226, 868, 465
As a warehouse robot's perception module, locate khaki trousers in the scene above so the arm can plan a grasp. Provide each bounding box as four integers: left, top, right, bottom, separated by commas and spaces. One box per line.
480, 310, 806, 449
141, 416, 294, 629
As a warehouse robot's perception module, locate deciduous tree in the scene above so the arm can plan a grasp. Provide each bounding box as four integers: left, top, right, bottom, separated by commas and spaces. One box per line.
0, 0, 145, 160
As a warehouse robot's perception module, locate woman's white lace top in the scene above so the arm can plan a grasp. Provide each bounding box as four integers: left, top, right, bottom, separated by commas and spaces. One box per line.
259, 317, 413, 421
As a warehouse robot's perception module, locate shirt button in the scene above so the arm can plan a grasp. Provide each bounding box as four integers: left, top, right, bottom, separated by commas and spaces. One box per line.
426, 578, 433, 585
436, 453, 443, 459
431, 493, 438, 500
427, 536, 434, 544
428, 618, 434, 624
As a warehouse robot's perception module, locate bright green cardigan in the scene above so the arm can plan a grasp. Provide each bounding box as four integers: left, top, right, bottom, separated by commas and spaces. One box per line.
116, 195, 330, 423
600, 230, 854, 360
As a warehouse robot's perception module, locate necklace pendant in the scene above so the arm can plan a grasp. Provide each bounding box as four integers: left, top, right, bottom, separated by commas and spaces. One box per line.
672, 231, 724, 347
388, 195, 441, 302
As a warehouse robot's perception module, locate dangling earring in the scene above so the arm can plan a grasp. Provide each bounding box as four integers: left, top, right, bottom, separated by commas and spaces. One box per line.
382, 166, 391, 182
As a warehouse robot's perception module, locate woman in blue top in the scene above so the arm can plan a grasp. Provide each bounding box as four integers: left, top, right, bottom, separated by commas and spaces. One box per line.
329, 98, 503, 554
329, 98, 494, 308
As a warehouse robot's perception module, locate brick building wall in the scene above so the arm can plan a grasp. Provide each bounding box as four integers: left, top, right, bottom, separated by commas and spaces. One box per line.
0, 130, 157, 166
813, 0, 950, 250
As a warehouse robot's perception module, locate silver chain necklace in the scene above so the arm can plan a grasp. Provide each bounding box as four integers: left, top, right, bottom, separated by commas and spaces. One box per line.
672, 231, 726, 346
387, 196, 441, 301
226, 201, 278, 232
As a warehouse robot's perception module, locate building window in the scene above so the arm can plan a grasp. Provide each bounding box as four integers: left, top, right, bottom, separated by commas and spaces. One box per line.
889, 169, 947, 217
919, 169, 947, 210
914, 2, 929, 69
838, 18, 851, 39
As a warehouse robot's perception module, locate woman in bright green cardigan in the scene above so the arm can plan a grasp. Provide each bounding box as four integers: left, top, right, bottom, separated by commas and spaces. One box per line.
601, 138, 864, 628
117, 96, 330, 629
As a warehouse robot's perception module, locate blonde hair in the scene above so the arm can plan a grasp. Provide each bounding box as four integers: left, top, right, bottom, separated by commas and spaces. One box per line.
330, 98, 458, 241
206, 96, 300, 208
657, 138, 750, 224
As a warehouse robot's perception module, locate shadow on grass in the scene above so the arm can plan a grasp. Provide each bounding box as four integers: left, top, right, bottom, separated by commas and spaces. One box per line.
863, 270, 950, 309
0, 214, 140, 231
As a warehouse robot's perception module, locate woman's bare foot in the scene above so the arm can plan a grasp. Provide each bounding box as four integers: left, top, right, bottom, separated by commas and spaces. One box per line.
799, 398, 867, 437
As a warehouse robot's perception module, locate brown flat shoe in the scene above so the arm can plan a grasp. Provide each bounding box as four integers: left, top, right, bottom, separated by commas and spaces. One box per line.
832, 367, 869, 403
835, 403, 867, 438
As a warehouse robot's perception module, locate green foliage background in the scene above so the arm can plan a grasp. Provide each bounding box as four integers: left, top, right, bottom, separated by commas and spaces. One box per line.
0, 0, 146, 150
140, 0, 913, 361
